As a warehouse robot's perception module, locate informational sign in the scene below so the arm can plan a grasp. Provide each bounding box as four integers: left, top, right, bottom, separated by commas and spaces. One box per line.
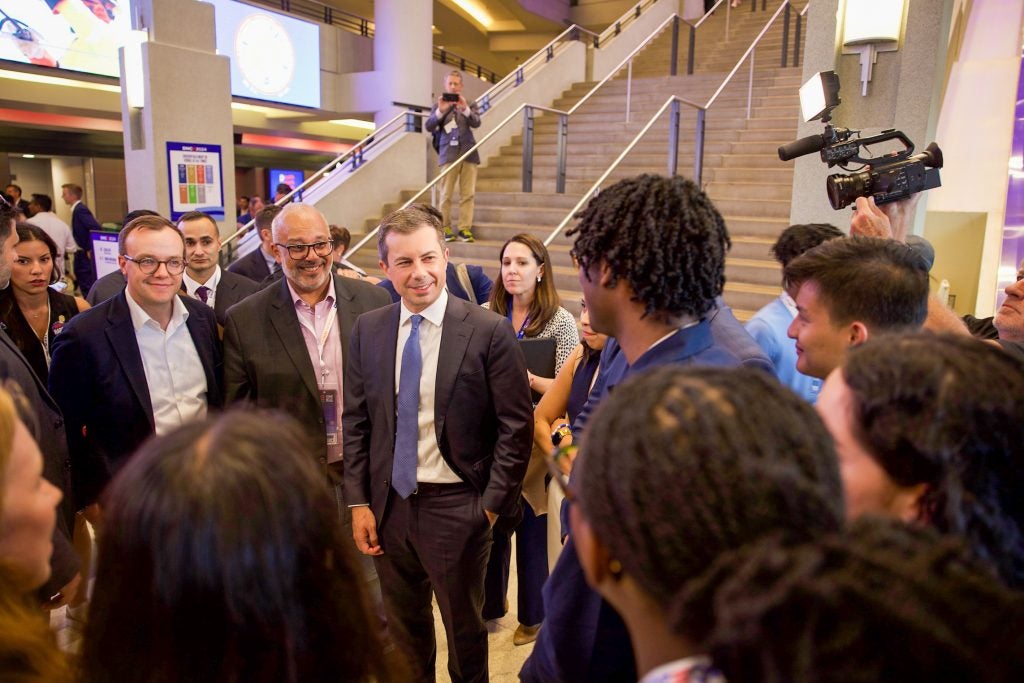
166, 141, 225, 222
0, 0, 133, 78
92, 231, 120, 279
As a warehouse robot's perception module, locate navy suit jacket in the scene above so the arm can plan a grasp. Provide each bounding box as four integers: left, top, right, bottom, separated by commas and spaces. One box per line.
378, 262, 492, 305
70, 202, 101, 252
227, 247, 274, 284
342, 295, 533, 525
85, 270, 126, 305
522, 317, 761, 683
49, 292, 223, 506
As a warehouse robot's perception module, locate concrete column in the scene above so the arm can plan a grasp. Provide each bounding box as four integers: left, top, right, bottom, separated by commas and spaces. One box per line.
788, 0, 953, 229
119, 0, 236, 237
373, 0, 433, 127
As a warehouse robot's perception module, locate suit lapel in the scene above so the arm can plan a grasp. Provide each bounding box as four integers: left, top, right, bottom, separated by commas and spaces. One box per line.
332, 274, 358, 355
268, 279, 320, 402
105, 294, 154, 428
434, 297, 472, 437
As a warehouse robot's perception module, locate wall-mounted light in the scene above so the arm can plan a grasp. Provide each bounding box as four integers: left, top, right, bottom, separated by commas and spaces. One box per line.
842, 0, 905, 96
123, 29, 149, 108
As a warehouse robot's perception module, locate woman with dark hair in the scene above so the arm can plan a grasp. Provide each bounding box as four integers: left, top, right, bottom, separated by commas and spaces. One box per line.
80, 411, 396, 683
0, 385, 71, 682
680, 518, 1024, 682
484, 233, 579, 643
532, 298, 607, 560
487, 232, 578, 394
567, 365, 844, 682
816, 332, 1024, 587
0, 223, 89, 382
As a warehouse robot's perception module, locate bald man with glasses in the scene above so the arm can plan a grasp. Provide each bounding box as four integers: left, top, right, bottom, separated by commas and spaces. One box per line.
224, 202, 390, 482
49, 215, 222, 514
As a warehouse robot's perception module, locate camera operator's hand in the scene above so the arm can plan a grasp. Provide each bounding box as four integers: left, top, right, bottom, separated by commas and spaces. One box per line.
877, 192, 920, 243
457, 94, 469, 112
851, 196, 894, 240
436, 94, 453, 114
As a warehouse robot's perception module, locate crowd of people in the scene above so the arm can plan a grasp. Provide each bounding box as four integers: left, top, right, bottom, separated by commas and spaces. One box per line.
0, 167, 1022, 683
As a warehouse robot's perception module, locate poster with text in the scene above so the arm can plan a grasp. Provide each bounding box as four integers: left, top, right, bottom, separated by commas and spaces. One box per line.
166, 141, 225, 221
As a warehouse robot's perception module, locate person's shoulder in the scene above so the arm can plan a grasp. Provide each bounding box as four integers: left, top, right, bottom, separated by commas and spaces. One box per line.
220, 268, 260, 294
225, 277, 281, 318
337, 275, 392, 307
181, 294, 216, 321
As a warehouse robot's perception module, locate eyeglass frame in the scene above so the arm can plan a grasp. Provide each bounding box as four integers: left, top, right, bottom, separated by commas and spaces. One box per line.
274, 240, 336, 261
121, 254, 187, 275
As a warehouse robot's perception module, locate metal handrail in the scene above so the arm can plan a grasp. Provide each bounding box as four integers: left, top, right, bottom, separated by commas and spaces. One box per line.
247, 0, 374, 37
543, 95, 701, 247
596, 0, 660, 45
434, 47, 499, 84
543, 0, 806, 247
222, 108, 428, 249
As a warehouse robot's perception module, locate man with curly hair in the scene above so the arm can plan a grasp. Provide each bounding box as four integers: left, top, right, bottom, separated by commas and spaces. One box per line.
521, 173, 767, 683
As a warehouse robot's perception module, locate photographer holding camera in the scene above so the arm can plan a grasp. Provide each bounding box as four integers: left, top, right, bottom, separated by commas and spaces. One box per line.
426, 70, 481, 243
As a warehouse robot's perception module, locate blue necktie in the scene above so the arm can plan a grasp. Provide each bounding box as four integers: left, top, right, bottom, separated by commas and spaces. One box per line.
393, 314, 423, 499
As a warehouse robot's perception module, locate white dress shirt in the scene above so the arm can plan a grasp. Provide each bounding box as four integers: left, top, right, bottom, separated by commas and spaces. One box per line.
396, 288, 461, 484
182, 265, 222, 311
126, 291, 209, 435
26, 212, 77, 259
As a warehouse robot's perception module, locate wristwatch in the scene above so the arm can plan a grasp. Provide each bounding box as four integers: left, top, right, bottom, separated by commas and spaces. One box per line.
551, 423, 572, 446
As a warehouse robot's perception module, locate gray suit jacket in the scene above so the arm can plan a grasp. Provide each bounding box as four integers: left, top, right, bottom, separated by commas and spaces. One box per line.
223, 274, 392, 466
342, 296, 533, 526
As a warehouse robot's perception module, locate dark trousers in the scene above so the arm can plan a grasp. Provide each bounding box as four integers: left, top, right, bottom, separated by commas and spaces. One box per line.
74, 251, 96, 298
483, 499, 548, 625
375, 483, 492, 683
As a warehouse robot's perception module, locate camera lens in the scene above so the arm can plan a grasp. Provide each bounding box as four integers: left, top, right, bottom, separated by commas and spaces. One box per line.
826, 171, 871, 210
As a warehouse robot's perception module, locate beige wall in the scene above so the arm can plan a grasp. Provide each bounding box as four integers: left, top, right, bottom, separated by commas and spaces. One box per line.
925, 211, 986, 314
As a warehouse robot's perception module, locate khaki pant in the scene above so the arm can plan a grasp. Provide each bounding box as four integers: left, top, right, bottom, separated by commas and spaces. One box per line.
439, 161, 478, 232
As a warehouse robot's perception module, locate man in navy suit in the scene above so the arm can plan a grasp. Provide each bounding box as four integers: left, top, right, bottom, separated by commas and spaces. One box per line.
227, 204, 281, 284
522, 174, 766, 683
344, 204, 532, 682
61, 183, 101, 296
176, 210, 259, 325
50, 215, 222, 518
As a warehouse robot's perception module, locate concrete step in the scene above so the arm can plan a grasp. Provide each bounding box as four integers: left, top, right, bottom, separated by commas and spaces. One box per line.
706, 181, 792, 201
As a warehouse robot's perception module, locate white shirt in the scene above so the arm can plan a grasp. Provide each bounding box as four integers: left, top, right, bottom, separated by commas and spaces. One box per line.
396, 288, 461, 484
261, 247, 278, 275
26, 212, 77, 258
182, 265, 222, 311
126, 291, 209, 435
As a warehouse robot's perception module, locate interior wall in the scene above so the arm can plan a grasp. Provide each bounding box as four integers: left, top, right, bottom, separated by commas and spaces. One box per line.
7, 158, 54, 203
49, 158, 88, 226
924, 211, 987, 313
92, 157, 128, 223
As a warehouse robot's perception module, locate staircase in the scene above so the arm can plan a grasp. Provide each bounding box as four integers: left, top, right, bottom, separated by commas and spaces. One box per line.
348, 6, 806, 320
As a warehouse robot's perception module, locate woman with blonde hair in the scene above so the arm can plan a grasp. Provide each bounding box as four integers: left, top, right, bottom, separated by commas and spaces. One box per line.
0, 384, 70, 682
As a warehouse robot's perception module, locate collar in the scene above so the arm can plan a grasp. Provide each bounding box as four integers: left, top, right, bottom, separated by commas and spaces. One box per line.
780, 291, 797, 317
182, 265, 221, 294
125, 290, 189, 332
401, 287, 448, 328
286, 274, 336, 309
71, 200, 81, 212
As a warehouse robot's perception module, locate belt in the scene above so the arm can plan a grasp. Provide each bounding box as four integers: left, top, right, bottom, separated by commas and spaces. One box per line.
410, 481, 474, 496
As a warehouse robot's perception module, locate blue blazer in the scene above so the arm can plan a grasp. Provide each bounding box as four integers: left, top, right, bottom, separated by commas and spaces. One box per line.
49, 292, 223, 506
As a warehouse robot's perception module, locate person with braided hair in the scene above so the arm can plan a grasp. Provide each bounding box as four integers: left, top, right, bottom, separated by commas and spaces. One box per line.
567, 365, 844, 683
522, 174, 771, 683
677, 518, 1024, 682
815, 332, 1024, 588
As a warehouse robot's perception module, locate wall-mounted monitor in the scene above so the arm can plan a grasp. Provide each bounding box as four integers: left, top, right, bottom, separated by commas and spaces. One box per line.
203, 0, 320, 109
0, 0, 133, 78
269, 168, 304, 198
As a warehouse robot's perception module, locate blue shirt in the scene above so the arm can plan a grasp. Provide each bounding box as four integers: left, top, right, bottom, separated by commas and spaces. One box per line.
745, 295, 823, 403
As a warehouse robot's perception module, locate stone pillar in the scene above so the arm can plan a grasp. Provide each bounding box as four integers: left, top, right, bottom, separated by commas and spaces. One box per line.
788, 0, 953, 230
373, 0, 433, 128
119, 0, 236, 238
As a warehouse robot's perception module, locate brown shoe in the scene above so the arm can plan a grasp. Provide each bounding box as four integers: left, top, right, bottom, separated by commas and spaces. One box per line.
513, 623, 540, 646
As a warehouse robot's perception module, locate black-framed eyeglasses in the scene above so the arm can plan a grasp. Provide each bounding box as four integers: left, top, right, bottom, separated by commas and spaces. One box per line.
122, 255, 186, 275
545, 445, 578, 503
275, 240, 335, 260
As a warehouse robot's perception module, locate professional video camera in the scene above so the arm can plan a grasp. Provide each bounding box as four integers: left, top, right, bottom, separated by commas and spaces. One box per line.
778, 71, 943, 210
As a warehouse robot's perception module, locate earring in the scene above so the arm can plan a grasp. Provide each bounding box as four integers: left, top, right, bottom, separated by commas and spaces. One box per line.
537, 276, 542, 282
609, 559, 623, 580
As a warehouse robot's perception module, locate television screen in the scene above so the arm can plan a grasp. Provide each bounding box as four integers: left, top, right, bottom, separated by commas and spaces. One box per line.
203, 0, 320, 109
0, 0, 133, 78
269, 168, 304, 198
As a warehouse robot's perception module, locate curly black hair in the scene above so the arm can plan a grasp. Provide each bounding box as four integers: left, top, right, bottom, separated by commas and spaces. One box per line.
770, 223, 844, 268
841, 332, 1024, 588
569, 174, 730, 319
575, 365, 843, 608
676, 518, 1024, 682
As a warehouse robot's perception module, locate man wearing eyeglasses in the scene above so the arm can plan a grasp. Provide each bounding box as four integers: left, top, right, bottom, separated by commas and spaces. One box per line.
49, 214, 222, 517
223, 201, 390, 484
